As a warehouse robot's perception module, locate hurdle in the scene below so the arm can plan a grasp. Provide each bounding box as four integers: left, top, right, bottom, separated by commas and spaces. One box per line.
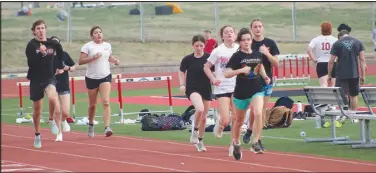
115, 75, 173, 124
15, 74, 122, 121
272, 54, 311, 87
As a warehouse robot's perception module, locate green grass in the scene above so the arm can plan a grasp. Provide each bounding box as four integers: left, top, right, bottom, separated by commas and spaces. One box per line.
2, 76, 376, 162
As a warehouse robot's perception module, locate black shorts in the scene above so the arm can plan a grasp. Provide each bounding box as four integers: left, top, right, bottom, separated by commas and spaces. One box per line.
85, 74, 112, 90
215, 92, 233, 99
335, 77, 359, 97
316, 62, 336, 78
186, 88, 212, 101
56, 81, 70, 95
29, 78, 57, 101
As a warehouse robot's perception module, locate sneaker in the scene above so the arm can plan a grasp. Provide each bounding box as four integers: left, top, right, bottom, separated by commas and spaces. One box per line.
195, 140, 207, 152
232, 141, 242, 160
55, 132, 63, 142
228, 144, 234, 157
104, 127, 113, 137
258, 139, 264, 151
190, 130, 199, 144
88, 125, 94, 137
251, 142, 264, 154
242, 129, 252, 144
34, 135, 42, 149
49, 120, 59, 135
213, 119, 223, 138
62, 120, 71, 132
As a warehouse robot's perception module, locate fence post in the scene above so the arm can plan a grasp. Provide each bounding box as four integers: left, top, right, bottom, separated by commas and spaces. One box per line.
292, 2, 297, 42
140, 2, 145, 43
214, 2, 220, 40
67, 2, 72, 43
372, 2, 375, 31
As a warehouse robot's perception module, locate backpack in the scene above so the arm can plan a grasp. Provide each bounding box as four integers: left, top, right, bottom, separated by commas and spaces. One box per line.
141, 114, 160, 131
264, 106, 294, 129
274, 96, 294, 109
181, 105, 195, 125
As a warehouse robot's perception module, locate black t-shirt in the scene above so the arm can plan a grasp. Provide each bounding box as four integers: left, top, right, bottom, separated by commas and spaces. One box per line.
226, 50, 263, 99
179, 53, 213, 91
54, 51, 75, 91
330, 36, 364, 79
251, 37, 280, 85
25, 38, 64, 81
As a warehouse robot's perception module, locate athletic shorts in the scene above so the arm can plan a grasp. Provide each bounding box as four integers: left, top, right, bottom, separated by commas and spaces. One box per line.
85, 74, 112, 90
233, 92, 264, 110
185, 88, 212, 101
262, 84, 273, 97
29, 78, 57, 101
215, 92, 233, 99
316, 62, 336, 78
335, 77, 359, 97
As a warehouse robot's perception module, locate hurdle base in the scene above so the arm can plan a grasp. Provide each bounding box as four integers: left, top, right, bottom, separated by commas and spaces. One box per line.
304, 136, 349, 143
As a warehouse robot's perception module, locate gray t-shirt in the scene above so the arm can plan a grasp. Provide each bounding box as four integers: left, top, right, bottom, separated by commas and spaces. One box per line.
330, 36, 364, 79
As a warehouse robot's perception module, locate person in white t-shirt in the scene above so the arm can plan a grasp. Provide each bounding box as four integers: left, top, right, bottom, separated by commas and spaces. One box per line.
307, 21, 338, 87
203, 25, 239, 156
78, 26, 120, 138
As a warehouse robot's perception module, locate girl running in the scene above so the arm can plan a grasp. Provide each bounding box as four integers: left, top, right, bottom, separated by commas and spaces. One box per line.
26, 19, 65, 148
179, 35, 213, 152
50, 36, 76, 142
243, 19, 280, 150
203, 25, 239, 156
78, 26, 120, 138
224, 28, 270, 160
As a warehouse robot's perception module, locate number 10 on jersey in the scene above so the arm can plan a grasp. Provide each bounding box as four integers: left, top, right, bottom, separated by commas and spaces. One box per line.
321, 42, 331, 50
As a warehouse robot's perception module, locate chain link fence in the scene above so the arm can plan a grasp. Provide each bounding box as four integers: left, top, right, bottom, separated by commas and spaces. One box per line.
1, 2, 375, 43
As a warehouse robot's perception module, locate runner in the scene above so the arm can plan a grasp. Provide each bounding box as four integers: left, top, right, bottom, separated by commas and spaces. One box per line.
78, 26, 120, 137
203, 25, 239, 156
224, 28, 270, 160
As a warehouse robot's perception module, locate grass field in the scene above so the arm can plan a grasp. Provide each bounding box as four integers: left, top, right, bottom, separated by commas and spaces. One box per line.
1, 2, 375, 69
2, 76, 376, 162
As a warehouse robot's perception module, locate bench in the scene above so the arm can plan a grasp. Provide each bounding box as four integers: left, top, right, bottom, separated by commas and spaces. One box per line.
303, 87, 350, 143
304, 86, 376, 149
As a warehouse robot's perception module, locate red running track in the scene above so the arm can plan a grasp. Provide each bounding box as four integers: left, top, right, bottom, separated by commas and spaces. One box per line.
2, 124, 376, 172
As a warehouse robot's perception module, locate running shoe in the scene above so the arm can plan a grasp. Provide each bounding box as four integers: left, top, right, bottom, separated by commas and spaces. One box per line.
104, 127, 113, 137
232, 140, 242, 160
190, 130, 199, 144
34, 135, 42, 149
62, 120, 71, 132
213, 118, 223, 138
88, 125, 94, 137
242, 129, 252, 144
195, 140, 207, 152
251, 142, 264, 154
55, 132, 63, 142
49, 120, 59, 135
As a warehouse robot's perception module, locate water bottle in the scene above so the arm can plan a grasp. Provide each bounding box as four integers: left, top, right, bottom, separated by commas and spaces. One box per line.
315, 115, 322, 128
297, 101, 303, 113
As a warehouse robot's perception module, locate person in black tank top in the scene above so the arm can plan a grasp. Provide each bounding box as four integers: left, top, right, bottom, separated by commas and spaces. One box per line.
50, 36, 77, 141
224, 28, 270, 160
178, 35, 213, 152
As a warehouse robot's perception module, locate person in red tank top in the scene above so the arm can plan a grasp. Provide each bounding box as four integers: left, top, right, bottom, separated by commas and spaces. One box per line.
204, 30, 217, 54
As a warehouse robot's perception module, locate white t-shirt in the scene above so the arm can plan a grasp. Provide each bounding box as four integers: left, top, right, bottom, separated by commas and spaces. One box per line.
207, 43, 239, 95
81, 41, 112, 79
308, 35, 338, 63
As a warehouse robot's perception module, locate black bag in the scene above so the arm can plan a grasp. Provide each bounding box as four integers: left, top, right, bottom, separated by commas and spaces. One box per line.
274, 96, 294, 109
141, 114, 160, 131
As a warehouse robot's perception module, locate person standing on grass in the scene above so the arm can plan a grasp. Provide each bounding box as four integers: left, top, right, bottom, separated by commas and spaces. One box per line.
26, 19, 65, 148
242, 19, 280, 151
372, 22, 376, 52
204, 30, 218, 54
307, 21, 338, 87
48, 36, 76, 142
203, 25, 239, 157
78, 26, 120, 138
328, 30, 366, 116
179, 35, 213, 152
224, 28, 271, 159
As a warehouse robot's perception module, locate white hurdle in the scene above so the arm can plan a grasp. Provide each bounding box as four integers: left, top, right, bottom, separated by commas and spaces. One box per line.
115, 75, 174, 124
15, 74, 122, 121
